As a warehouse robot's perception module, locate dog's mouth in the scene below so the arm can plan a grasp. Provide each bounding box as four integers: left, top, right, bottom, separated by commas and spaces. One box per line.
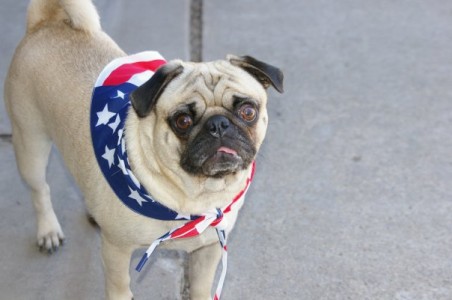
217, 146, 237, 155
181, 139, 255, 178
201, 146, 244, 177
180, 121, 256, 177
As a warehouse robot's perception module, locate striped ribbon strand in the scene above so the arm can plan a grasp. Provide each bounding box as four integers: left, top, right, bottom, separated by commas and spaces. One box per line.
213, 228, 227, 300
136, 162, 255, 299
136, 209, 229, 299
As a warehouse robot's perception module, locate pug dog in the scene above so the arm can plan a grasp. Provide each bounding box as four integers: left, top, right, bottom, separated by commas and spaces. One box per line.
4, 0, 283, 299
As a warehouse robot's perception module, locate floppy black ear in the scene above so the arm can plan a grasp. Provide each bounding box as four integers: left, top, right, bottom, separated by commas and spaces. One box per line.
130, 62, 184, 118
228, 55, 284, 93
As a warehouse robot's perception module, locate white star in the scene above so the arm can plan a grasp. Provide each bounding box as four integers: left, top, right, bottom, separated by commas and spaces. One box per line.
101, 145, 115, 168
96, 104, 115, 126
128, 187, 148, 206
175, 213, 191, 220
117, 128, 124, 145
121, 140, 126, 154
117, 155, 128, 175
128, 171, 141, 188
114, 90, 125, 99
108, 115, 121, 133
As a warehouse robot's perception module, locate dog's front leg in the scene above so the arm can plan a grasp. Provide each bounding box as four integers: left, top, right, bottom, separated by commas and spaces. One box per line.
189, 242, 222, 300
101, 235, 134, 300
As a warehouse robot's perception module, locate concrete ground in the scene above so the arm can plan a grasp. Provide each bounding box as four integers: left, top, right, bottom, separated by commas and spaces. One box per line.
1, 0, 452, 299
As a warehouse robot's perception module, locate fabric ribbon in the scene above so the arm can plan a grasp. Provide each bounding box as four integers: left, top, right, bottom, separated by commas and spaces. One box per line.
136, 162, 255, 300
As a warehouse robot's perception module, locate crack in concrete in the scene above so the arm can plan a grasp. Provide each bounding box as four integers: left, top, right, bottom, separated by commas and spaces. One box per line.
181, 2, 203, 297
0, 134, 12, 143
190, 0, 203, 62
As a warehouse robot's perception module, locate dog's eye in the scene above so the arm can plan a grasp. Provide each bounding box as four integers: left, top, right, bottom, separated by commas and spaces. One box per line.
238, 104, 257, 122
175, 113, 193, 131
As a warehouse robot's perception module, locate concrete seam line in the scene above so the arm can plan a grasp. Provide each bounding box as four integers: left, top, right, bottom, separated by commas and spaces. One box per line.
181, 255, 190, 300
190, 0, 203, 62
0, 134, 12, 142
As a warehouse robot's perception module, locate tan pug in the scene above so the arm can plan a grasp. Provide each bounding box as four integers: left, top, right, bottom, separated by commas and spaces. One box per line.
4, 0, 283, 299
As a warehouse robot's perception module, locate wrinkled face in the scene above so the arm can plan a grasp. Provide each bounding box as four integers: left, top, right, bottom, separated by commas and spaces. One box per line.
129, 56, 283, 179
159, 61, 269, 177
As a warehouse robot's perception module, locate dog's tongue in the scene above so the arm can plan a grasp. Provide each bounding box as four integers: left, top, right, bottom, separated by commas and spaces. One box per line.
218, 146, 237, 155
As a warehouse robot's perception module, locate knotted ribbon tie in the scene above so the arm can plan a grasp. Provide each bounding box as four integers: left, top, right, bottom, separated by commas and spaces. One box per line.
136, 162, 255, 300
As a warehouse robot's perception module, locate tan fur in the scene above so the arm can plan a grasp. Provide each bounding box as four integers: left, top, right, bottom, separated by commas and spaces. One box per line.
27, 0, 100, 33
5, 1, 268, 299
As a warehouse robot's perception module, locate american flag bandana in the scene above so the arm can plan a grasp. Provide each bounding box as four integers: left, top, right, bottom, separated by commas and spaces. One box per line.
90, 51, 255, 299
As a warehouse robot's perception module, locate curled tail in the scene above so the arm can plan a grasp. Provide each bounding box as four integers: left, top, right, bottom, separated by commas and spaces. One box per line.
27, 0, 101, 33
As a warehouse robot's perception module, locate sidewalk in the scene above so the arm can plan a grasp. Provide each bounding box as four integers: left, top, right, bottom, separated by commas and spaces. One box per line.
2, 0, 452, 299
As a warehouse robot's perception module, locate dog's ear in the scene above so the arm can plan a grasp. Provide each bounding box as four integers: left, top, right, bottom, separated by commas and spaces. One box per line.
130, 62, 184, 118
228, 55, 284, 93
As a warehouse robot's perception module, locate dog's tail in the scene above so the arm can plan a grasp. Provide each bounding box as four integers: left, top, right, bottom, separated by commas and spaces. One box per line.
26, 0, 101, 33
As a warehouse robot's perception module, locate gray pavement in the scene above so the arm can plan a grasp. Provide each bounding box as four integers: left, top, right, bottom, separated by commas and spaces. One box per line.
1, 0, 452, 299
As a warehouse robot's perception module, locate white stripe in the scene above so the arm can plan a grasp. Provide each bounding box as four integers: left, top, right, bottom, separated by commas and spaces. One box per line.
194, 214, 216, 233
95, 51, 164, 87
145, 239, 162, 257
127, 70, 155, 86
215, 229, 228, 299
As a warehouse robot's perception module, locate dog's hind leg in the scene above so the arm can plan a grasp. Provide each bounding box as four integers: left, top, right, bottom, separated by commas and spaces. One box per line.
10, 116, 65, 253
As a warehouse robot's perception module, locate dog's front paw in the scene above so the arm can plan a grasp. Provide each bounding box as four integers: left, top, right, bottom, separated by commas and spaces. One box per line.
37, 213, 65, 253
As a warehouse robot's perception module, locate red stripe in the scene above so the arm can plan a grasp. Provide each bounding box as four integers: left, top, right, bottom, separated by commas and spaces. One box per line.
170, 216, 206, 239
171, 226, 199, 239
223, 161, 255, 214
103, 59, 166, 86
210, 215, 223, 227
249, 160, 256, 181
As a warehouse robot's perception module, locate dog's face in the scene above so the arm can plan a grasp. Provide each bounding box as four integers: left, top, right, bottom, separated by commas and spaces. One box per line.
129, 55, 283, 179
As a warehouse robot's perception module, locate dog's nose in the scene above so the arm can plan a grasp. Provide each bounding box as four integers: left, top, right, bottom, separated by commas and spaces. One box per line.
205, 115, 230, 138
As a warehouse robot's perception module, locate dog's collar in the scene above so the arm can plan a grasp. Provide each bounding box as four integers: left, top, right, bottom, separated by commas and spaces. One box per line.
90, 52, 254, 299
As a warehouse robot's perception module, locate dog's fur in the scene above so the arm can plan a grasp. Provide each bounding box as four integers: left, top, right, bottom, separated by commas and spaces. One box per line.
4, 0, 283, 299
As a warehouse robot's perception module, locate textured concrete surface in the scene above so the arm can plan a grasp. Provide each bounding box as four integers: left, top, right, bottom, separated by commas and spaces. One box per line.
2, 0, 452, 299
204, 1, 452, 299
